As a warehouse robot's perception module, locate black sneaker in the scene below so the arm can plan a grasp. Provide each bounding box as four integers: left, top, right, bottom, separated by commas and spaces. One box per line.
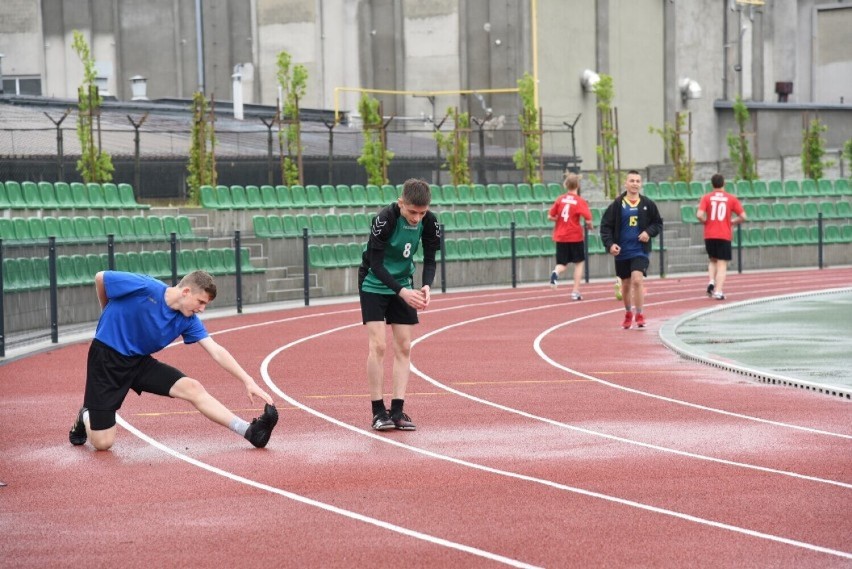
706, 282, 715, 297
549, 271, 558, 288
245, 404, 279, 448
372, 410, 395, 431
69, 407, 87, 446
390, 411, 416, 431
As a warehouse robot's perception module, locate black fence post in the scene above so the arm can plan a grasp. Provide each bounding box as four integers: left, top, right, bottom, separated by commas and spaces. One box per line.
818, 213, 824, 269
439, 224, 447, 293
736, 224, 743, 274
658, 227, 666, 278
302, 227, 310, 306
48, 237, 58, 344
511, 222, 517, 288
170, 233, 178, 285
0, 240, 4, 358
235, 230, 243, 314
107, 234, 115, 270
583, 227, 590, 283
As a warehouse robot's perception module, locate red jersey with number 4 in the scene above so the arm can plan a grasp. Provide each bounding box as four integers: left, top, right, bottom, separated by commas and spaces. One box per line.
698, 190, 744, 240
549, 192, 592, 242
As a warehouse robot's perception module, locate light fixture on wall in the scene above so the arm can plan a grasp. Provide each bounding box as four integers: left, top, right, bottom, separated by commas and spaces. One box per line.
679, 77, 702, 102
580, 69, 600, 92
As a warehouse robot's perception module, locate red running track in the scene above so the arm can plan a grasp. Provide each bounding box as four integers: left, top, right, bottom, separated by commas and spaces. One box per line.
1, 268, 850, 568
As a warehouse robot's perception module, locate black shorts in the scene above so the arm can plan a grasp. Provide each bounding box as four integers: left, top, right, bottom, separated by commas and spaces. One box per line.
555, 242, 586, 265
84, 339, 185, 430
614, 256, 650, 279
360, 290, 419, 325
705, 239, 732, 261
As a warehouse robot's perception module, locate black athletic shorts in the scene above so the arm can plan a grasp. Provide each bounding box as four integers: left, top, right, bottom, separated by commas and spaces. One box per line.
705, 238, 732, 261
360, 290, 419, 325
555, 242, 586, 265
614, 256, 650, 279
84, 339, 185, 430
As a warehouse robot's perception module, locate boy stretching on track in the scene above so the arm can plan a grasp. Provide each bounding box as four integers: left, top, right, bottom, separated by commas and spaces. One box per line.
358, 178, 441, 431
69, 269, 279, 451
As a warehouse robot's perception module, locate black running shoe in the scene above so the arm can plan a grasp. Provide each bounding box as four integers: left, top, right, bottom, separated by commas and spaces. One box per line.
372, 410, 395, 431
391, 411, 416, 431
69, 407, 87, 446
706, 282, 715, 297
245, 404, 279, 448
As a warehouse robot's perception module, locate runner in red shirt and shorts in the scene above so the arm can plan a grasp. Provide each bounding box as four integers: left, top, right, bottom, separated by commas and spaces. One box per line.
696, 173, 747, 300
548, 172, 593, 300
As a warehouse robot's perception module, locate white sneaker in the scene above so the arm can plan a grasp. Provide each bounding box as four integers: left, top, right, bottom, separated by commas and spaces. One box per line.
713, 292, 726, 300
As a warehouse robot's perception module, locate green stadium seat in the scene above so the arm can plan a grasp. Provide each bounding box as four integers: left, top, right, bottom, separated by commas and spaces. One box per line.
260, 185, 279, 208
642, 182, 659, 199
483, 209, 500, 230
353, 213, 371, 233
116, 216, 135, 242
498, 209, 513, 228
752, 180, 770, 198
801, 179, 819, 196
502, 184, 521, 204
0, 182, 11, 209
680, 205, 697, 223
770, 203, 788, 220
762, 227, 781, 245
12, 218, 32, 242
486, 184, 504, 205
100, 216, 118, 240
71, 182, 91, 209
320, 185, 337, 205
381, 185, 398, 203
818, 201, 838, 219
783, 180, 802, 196
57, 255, 76, 286
86, 184, 106, 208
792, 225, 812, 245
139, 251, 158, 277
73, 216, 93, 243
754, 203, 773, 221
42, 216, 61, 240
207, 248, 227, 274
177, 216, 201, 241
836, 201, 851, 218
350, 185, 368, 206
2, 258, 22, 291
200, 185, 220, 209
842, 225, 852, 243
289, 185, 310, 208
688, 181, 704, 199
766, 180, 783, 197
161, 216, 179, 240
817, 179, 834, 196
454, 211, 471, 231
281, 214, 299, 237
309, 213, 327, 235
335, 185, 354, 208
215, 186, 234, 209
440, 185, 459, 205
439, 211, 455, 232
778, 227, 796, 245
547, 183, 563, 201
673, 181, 690, 200
526, 209, 545, 229
454, 184, 471, 205
239, 247, 263, 274
482, 237, 501, 259
834, 179, 850, 195
153, 251, 173, 279
657, 182, 674, 201
193, 249, 212, 272
305, 185, 324, 207
118, 184, 149, 209
365, 185, 383, 207
147, 216, 166, 240
514, 236, 531, 257
38, 182, 60, 209
88, 216, 107, 242
467, 238, 486, 260
324, 213, 341, 235
132, 216, 152, 241
803, 202, 820, 219
471, 184, 488, 204
0, 218, 15, 241
6, 181, 27, 209
338, 213, 356, 235
21, 181, 41, 208
27, 217, 47, 241
347, 243, 364, 265
230, 185, 249, 209
513, 209, 530, 229
455, 239, 472, 260
294, 214, 310, 234
517, 183, 533, 203
103, 183, 123, 208
275, 186, 293, 208
244, 185, 263, 208
176, 250, 195, 275
786, 202, 804, 220
823, 224, 841, 243
469, 209, 486, 230
267, 214, 285, 238
735, 180, 753, 198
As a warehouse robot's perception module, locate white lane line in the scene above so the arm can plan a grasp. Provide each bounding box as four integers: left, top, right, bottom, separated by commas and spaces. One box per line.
115, 412, 541, 569
259, 334, 852, 561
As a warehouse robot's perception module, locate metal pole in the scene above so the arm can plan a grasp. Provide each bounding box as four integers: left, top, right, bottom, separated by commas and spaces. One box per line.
510, 222, 517, 288
107, 234, 115, 270
658, 226, 665, 278
439, 224, 447, 293
736, 223, 743, 274
48, 237, 58, 344
235, 230, 243, 313
302, 227, 310, 306
583, 226, 590, 283
817, 213, 824, 269
195, 0, 205, 93
170, 233, 178, 285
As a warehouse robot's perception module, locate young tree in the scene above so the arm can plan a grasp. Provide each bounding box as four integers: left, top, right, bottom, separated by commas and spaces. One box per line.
276, 51, 308, 186
357, 93, 393, 186
72, 30, 114, 183
434, 107, 471, 185
186, 92, 217, 205
801, 116, 833, 180
726, 96, 757, 181
649, 111, 694, 183
595, 74, 620, 198
512, 73, 541, 184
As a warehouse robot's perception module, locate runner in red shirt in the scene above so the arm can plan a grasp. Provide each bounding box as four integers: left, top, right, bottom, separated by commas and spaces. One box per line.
548, 173, 593, 300
696, 173, 747, 300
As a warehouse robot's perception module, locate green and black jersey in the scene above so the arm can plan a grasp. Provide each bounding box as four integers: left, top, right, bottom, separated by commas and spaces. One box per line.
358, 203, 441, 295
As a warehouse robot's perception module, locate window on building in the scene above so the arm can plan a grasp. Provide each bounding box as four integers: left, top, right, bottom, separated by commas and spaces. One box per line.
2, 77, 42, 96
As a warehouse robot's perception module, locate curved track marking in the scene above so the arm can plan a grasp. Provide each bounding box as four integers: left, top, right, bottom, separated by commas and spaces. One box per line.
115, 415, 540, 569
259, 332, 852, 561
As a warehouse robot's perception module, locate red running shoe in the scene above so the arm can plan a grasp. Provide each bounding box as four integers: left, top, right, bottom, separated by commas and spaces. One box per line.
635, 313, 646, 328
621, 312, 633, 329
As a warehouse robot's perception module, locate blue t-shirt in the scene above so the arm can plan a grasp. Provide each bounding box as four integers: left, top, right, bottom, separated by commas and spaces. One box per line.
617, 197, 647, 260
94, 271, 208, 356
